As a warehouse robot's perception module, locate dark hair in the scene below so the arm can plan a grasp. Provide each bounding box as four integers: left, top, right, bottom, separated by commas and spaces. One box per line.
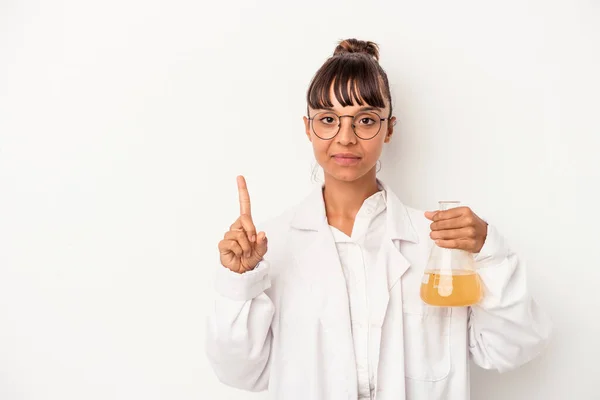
306, 38, 393, 117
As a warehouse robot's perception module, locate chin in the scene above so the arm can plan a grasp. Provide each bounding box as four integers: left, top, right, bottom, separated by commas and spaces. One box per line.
325, 167, 367, 183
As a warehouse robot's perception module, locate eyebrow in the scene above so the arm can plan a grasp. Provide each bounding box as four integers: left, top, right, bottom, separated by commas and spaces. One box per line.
315, 106, 383, 112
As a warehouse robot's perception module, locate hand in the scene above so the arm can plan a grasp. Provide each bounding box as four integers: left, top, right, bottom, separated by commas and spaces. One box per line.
218, 176, 268, 274
424, 207, 488, 253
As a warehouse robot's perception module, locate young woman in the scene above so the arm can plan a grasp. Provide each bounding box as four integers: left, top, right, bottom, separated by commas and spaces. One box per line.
207, 39, 551, 400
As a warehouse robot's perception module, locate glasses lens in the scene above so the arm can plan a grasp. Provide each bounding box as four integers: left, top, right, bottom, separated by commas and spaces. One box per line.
353, 112, 382, 139
312, 112, 339, 139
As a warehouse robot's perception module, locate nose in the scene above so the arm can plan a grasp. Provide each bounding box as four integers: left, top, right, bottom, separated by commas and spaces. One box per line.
336, 116, 357, 145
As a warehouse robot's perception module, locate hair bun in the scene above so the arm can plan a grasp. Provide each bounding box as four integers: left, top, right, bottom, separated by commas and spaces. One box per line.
333, 38, 380, 61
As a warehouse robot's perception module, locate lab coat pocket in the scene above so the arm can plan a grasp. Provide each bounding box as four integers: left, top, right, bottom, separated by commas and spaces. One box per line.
403, 305, 452, 381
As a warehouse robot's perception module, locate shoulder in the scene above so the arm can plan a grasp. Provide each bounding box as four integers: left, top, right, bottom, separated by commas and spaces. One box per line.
253, 195, 311, 271
397, 205, 432, 248
380, 180, 432, 242
256, 207, 296, 236
404, 205, 431, 235
254, 190, 311, 242
255, 185, 321, 234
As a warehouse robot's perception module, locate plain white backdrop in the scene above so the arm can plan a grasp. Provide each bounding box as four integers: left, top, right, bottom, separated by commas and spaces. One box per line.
1, 0, 599, 399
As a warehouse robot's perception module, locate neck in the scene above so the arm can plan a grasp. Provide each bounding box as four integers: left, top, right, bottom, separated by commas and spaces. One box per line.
322, 169, 380, 219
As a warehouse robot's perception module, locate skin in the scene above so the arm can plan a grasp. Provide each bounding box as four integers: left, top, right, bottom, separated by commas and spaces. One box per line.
425, 207, 488, 253
218, 176, 268, 274
218, 85, 488, 274
302, 86, 395, 237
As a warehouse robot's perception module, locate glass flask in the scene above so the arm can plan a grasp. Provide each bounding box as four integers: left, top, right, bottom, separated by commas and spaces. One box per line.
420, 201, 482, 307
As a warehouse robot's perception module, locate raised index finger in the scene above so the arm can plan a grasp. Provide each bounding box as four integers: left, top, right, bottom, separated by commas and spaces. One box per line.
237, 175, 252, 216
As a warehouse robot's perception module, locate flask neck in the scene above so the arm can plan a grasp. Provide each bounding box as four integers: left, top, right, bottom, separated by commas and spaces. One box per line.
439, 201, 461, 211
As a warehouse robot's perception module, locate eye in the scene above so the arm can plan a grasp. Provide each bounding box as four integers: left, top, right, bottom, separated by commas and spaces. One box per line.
355, 111, 381, 126
357, 117, 376, 125
319, 116, 336, 124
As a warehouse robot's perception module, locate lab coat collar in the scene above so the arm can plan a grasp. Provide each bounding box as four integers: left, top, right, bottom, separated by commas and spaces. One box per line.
290, 179, 419, 244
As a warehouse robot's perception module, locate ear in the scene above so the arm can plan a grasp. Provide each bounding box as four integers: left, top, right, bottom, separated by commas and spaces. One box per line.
384, 116, 396, 143
303, 116, 312, 142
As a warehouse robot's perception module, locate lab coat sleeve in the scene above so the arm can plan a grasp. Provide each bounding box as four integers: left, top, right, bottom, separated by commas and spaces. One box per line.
206, 260, 274, 391
468, 224, 552, 373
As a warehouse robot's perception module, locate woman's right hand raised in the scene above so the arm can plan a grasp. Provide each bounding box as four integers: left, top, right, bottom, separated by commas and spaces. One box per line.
218, 176, 268, 274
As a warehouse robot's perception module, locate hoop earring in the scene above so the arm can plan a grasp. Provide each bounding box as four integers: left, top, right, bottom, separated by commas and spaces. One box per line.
376, 160, 382, 173
311, 163, 322, 183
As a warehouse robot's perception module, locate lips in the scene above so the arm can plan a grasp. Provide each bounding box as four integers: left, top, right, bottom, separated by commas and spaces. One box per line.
332, 153, 361, 159
331, 153, 361, 166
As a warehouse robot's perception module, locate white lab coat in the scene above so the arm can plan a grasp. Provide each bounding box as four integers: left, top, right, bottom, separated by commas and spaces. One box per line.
206, 182, 551, 400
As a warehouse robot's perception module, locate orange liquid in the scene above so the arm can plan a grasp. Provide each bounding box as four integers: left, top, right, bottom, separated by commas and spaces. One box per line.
420, 270, 482, 306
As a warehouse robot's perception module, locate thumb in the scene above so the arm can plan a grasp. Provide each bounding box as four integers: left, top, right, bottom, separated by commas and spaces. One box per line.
256, 231, 268, 257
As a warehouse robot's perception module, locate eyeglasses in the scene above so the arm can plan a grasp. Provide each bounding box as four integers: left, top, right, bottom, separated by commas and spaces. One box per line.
307, 111, 391, 140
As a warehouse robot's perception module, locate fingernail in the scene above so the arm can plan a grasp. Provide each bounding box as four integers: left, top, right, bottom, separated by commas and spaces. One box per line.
251, 235, 256, 242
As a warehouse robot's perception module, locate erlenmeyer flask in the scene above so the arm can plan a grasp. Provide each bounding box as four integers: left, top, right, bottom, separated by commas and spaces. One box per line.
420, 201, 482, 307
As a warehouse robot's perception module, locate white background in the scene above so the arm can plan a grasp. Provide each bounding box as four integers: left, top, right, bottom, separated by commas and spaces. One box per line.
1, 0, 599, 399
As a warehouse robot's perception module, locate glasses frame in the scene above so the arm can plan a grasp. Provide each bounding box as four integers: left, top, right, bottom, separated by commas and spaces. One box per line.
307, 111, 392, 140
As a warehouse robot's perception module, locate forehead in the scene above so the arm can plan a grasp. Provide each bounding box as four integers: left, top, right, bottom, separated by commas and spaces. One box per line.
309, 84, 389, 113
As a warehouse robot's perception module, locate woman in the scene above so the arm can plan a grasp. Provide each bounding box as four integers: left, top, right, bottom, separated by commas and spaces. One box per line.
206, 39, 551, 400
